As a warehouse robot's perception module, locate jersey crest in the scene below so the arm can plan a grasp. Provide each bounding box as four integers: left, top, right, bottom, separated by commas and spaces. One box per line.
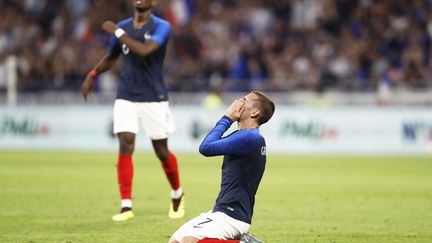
122, 44, 130, 55
261, 146, 266, 155
144, 31, 151, 41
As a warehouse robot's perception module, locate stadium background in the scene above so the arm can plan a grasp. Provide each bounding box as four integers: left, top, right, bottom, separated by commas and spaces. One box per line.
1, 0, 432, 242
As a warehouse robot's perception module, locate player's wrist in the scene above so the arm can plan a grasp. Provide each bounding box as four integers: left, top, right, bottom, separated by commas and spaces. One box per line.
114, 28, 126, 38
89, 69, 98, 78
223, 115, 234, 123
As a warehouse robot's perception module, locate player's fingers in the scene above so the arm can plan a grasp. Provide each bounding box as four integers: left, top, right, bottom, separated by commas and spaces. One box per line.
82, 80, 89, 100
102, 20, 110, 27
227, 100, 238, 110
82, 90, 88, 101
101, 21, 111, 32
239, 102, 246, 111
238, 100, 245, 108
235, 99, 245, 110
102, 21, 115, 32
232, 99, 242, 107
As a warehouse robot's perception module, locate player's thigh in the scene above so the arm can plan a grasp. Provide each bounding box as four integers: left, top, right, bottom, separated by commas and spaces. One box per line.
172, 212, 248, 241
136, 101, 176, 139
172, 213, 215, 241
113, 99, 139, 134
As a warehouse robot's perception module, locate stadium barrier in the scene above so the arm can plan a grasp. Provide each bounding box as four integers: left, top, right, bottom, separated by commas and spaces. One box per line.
0, 105, 431, 155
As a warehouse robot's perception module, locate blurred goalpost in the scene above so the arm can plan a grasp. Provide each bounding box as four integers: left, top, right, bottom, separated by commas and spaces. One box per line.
4, 55, 17, 107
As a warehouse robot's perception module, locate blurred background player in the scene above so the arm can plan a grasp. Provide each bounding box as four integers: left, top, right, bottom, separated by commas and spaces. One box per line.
81, 0, 185, 221
169, 91, 275, 243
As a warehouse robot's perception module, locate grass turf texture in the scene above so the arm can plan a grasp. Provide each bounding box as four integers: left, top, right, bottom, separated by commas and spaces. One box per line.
0, 152, 431, 243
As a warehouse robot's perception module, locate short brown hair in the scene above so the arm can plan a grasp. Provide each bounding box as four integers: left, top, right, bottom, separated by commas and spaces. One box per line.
252, 91, 275, 125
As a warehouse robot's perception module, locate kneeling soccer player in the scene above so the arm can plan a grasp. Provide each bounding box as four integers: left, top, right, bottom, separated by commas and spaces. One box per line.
169, 91, 275, 243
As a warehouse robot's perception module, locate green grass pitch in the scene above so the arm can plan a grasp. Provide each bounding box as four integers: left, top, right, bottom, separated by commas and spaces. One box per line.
1, 151, 431, 242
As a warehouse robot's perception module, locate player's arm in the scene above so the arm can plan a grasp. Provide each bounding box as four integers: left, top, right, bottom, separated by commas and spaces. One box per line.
102, 21, 165, 57
82, 53, 119, 101
199, 117, 258, 157
199, 99, 257, 156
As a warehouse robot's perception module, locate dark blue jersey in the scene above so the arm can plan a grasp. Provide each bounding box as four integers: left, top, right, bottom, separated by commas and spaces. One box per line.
199, 116, 267, 224
108, 16, 170, 102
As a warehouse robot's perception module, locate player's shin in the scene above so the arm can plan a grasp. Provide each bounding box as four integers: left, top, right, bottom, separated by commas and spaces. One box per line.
161, 151, 180, 191
117, 154, 134, 204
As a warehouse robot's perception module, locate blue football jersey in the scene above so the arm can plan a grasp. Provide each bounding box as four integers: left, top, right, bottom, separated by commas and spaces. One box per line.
108, 16, 171, 102
199, 116, 267, 224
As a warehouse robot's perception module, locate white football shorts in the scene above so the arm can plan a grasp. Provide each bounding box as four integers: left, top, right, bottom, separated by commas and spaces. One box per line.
113, 99, 176, 140
172, 211, 250, 242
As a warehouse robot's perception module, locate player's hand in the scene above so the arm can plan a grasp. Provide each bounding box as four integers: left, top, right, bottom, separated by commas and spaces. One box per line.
102, 21, 117, 34
81, 74, 94, 101
225, 99, 245, 122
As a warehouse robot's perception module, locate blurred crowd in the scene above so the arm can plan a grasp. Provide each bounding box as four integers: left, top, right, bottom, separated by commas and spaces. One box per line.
0, 0, 431, 93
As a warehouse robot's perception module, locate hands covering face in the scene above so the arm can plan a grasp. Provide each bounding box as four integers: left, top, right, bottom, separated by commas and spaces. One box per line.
225, 99, 246, 122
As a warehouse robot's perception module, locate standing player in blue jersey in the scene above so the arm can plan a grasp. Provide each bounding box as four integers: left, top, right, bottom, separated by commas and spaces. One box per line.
82, 0, 185, 221
169, 91, 275, 243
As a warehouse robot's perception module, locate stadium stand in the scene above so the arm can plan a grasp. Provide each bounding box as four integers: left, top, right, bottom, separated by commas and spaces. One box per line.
0, 0, 431, 95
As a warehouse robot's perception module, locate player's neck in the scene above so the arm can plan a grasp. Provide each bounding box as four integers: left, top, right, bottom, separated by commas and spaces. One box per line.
238, 119, 259, 130
134, 10, 152, 28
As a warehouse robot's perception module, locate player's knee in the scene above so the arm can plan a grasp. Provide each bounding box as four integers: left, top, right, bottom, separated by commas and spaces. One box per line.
180, 236, 199, 243
118, 133, 135, 154
119, 144, 134, 155
155, 149, 169, 161
152, 139, 169, 161
153, 144, 169, 161
120, 142, 134, 154
120, 133, 135, 144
